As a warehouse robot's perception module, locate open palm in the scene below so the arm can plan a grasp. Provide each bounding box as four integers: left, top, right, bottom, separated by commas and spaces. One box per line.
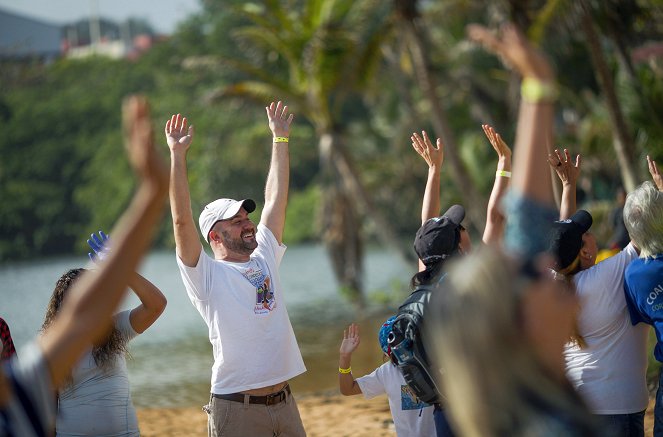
165, 113, 194, 152
339, 323, 360, 356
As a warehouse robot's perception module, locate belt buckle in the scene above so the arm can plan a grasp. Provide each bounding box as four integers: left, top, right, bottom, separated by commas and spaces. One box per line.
265, 390, 285, 406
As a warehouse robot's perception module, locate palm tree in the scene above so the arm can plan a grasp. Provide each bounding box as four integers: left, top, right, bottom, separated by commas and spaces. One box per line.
210, 0, 414, 306
393, 0, 487, 231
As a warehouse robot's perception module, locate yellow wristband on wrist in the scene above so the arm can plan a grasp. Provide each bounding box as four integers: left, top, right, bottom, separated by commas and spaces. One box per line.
521, 78, 558, 104
273, 136, 289, 143
496, 170, 512, 178
338, 366, 352, 374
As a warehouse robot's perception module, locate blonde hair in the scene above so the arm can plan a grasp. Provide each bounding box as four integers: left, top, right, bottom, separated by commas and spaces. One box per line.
425, 247, 594, 436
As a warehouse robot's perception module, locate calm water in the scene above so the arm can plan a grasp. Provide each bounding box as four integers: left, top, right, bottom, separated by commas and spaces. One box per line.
1, 245, 414, 407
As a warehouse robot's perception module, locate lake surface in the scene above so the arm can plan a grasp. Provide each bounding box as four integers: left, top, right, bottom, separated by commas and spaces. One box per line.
1, 245, 414, 407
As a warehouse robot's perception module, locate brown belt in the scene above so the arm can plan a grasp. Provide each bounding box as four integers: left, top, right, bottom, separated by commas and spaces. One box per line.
212, 384, 291, 406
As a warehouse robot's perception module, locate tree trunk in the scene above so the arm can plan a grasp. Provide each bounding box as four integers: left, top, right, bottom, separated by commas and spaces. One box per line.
319, 132, 365, 308
395, 4, 487, 233
320, 131, 416, 267
580, 2, 639, 192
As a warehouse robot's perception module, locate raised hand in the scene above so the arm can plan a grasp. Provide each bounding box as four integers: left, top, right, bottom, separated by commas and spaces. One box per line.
339, 323, 361, 356
647, 155, 663, 191
122, 96, 169, 186
266, 101, 294, 138
412, 130, 444, 169
467, 23, 553, 81
482, 124, 511, 161
87, 230, 110, 263
165, 113, 194, 153
548, 149, 581, 186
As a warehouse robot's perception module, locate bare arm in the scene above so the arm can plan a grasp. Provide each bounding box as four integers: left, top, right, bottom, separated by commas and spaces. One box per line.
548, 149, 581, 220
338, 323, 363, 396
482, 124, 512, 245
260, 101, 294, 244
86, 233, 167, 334
165, 114, 201, 267
468, 24, 556, 209
412, 131, 444, 272
39, 96, 169, 388
128, 273, 167, 334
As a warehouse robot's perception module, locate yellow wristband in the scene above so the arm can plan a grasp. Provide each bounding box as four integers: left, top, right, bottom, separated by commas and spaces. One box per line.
273, 136, 289, 143
338, 366, 352, 374
521, 78, 558, 104
496, 170, 512, 178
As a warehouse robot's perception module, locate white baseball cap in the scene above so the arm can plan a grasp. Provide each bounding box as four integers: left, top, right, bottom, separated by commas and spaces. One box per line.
198, 198, 256, 242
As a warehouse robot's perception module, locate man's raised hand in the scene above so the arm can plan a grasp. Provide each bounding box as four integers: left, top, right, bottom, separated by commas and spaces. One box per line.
266, 101, 294, 139
165, 113, 194, 152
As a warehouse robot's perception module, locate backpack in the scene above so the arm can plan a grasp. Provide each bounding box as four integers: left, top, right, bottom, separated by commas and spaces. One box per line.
388, 283, 442, 405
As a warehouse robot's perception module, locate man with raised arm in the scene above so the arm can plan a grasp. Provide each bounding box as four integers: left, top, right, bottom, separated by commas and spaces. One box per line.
165, 101, 306, 437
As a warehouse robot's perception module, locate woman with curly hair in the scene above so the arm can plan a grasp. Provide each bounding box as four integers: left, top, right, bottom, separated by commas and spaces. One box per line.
42, 264, 166, 437
0, 96, 169, 437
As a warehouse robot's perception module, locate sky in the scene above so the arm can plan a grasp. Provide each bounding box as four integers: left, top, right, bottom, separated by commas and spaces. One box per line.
0, 0, 201, 34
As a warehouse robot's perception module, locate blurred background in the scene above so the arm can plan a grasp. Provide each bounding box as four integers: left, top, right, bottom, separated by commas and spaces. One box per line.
1, 0, 663, 405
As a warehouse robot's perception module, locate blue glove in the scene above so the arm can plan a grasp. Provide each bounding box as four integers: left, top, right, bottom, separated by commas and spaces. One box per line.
87, 230, 110, 263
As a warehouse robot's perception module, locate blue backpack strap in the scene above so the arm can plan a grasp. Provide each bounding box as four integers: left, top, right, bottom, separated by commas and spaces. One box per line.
3, 360, 47, 437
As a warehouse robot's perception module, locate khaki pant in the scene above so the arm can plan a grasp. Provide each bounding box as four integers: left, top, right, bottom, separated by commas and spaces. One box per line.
204, 392, 306, 437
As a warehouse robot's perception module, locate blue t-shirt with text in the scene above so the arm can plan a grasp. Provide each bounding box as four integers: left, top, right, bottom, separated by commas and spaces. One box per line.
624, 255, 663, 362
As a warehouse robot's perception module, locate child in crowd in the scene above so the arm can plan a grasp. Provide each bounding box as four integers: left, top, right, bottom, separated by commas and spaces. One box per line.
338, 317, 436, 437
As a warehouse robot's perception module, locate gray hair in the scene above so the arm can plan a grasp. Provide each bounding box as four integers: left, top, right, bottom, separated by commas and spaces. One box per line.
624, 181, 663, 258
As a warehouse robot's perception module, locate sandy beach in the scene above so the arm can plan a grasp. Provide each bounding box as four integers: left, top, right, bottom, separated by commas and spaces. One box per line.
136, 392, 656, 436
137, 391, 394, 436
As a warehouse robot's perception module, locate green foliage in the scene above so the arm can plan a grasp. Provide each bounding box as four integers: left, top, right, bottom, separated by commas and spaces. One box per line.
2, 0, 663, 263
283, 185, 321, 243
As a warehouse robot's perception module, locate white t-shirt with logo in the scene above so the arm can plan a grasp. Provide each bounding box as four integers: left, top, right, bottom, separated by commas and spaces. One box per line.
176, 224, 306, 394
357, 362, 436, 437
564, 243, 649, 414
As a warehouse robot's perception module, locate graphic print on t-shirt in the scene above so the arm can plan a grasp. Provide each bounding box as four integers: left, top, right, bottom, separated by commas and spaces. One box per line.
401, 384, 430, 410
242, 260, 276, 315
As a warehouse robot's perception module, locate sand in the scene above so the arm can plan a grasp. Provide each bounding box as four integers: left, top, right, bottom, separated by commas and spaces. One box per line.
137, 393, 656, 436
137, 391, 394, 437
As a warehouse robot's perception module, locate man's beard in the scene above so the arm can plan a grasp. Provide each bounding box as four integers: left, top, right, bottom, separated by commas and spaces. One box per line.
221, 229, 258, 255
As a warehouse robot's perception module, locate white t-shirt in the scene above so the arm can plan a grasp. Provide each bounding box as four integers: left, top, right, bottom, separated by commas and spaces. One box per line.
564, 243, 649, 414
356, 362, 436, 437
177, 224, 306, 394
57, 310, 139, 436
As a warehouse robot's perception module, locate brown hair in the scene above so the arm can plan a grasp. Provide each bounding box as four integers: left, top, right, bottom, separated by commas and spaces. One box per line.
42, 268, 129, 375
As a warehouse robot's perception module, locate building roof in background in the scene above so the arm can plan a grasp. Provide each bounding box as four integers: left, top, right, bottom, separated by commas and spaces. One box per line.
0, 7, 61, 58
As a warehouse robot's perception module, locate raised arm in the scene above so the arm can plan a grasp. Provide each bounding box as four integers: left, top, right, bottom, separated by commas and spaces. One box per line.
127, 273, 167, 334
87, 231, 167, 334
648, 155, 663, 191
412, 130, 444, 272
412, 131, 444, 224
39, 96, 169, 388
548, 149, 581, 220
468, 24, 555, 207
260, 101, 294, 244
481, 124, 512, 245
338, 323, 363, 396
165, 114, 201, 267
468, 24, 558, 256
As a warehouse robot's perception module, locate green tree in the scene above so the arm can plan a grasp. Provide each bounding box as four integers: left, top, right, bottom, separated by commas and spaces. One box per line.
199, 0, 415, 306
